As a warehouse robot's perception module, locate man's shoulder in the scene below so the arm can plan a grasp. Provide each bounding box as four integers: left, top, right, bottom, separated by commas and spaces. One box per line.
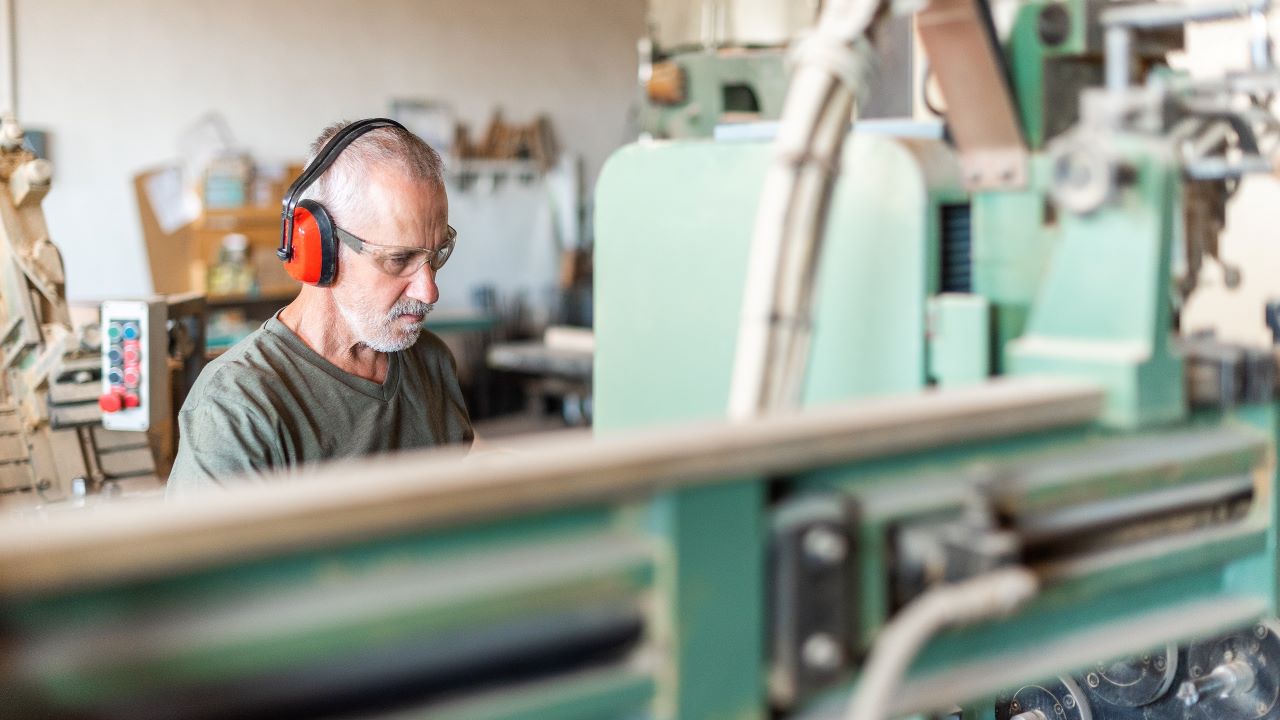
184, 323, 295, 411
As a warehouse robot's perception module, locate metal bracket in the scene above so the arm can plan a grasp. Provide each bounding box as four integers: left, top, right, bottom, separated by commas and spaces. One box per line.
916, 0, 1030, 190
767, 493, 859, 708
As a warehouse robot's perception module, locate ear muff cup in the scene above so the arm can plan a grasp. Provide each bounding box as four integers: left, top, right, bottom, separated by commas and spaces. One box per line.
283, 199, 339, 287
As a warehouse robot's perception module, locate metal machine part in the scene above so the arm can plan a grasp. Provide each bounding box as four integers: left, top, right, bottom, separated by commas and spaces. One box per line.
916, 0, 1029, 190
890, 502, 1020, 610
0, 379, 1107, 720
1080, 645, 1178, 710
1048, 140, 1129, 215
769, 495, 860, 707
974, 625, 1280, 719
1176, 622, 1280, 720
990, 626, 1280, 720
1177, 180, 1236, 303
997, 676, 1094, 720
1181, 336, 1277, 409
638, 48, 790, 139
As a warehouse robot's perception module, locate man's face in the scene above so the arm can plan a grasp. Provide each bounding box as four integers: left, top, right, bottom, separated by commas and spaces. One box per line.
330, 168, 450, 353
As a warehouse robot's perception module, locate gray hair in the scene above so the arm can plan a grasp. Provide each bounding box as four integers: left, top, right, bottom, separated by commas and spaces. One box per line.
300, 120, 445, 231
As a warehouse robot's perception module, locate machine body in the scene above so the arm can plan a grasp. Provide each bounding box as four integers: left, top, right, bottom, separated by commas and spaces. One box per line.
4, 0, 1280, 718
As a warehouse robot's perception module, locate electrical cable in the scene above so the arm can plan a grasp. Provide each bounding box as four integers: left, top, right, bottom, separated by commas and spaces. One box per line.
843, 567, 1040, 720
727, 0, 883, 419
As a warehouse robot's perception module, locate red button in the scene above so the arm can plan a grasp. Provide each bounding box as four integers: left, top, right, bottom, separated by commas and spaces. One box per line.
123, 393, 140, 408
123, 347, 139, 365
98, 391, 125, 413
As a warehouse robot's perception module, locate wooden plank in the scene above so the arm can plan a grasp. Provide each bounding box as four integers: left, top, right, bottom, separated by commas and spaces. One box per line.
0, 461, 32, 492
0, 377, 1103, 596
0, 433, 25, 463
48, 382, 102, 404
48, 402, 102, 428
93, 428, 150, 451
98, 447, 157, 478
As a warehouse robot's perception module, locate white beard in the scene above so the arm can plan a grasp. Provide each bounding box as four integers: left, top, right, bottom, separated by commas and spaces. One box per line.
335, 295, 434, 352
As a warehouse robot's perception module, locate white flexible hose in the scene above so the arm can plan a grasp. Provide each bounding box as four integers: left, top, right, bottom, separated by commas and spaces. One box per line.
844, 567, 1041, 720
727, 0, 882, 420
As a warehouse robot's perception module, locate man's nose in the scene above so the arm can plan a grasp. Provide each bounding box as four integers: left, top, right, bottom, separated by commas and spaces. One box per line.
405, 264, 440, 305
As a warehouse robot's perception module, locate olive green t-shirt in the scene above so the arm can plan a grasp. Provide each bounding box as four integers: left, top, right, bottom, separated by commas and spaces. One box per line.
166, 315, 473, 496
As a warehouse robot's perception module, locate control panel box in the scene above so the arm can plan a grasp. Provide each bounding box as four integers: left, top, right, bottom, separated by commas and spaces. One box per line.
99, 300, 169, 432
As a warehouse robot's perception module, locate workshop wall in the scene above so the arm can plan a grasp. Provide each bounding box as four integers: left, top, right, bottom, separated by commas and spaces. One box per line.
15, 0, 645, 301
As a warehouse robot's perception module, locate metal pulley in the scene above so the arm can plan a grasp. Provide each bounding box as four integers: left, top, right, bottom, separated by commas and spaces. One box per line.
1080, 645, 1179, 710
1175, 622, 1280, 720
997, 676, 1094, 720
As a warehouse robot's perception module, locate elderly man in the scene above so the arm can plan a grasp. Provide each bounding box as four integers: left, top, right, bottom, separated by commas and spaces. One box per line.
167, 119, 473, 494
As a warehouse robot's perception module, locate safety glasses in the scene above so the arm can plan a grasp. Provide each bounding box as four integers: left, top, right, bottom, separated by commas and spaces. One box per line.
334, 225, 456, 277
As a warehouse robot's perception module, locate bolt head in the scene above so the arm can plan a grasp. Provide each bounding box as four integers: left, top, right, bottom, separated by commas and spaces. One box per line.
1037, 2, 1072, 46
1177, 680, 1200, 707
803, 526, 847, 565
801, 633, 844, 671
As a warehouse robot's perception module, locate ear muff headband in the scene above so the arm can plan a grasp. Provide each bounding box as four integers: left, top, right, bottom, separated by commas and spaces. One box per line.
277, 118, 408, 286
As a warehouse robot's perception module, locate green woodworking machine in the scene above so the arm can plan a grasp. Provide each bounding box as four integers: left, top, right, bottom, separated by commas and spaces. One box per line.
4, 1, 1280, 719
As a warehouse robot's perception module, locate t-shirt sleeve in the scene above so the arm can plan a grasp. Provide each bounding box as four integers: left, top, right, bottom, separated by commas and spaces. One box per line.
166, 399, 278, 499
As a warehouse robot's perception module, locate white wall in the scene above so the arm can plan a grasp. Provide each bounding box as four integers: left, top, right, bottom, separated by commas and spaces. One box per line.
15, 0, 645, 302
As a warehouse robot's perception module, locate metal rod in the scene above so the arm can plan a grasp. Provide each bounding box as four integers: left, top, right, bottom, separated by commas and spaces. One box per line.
1102, 0, 1270, 29
1250, 6, 1273, 69
1105, 26, 1132, 93
0, 377, 1103, 597
1176, 659, 1256, 706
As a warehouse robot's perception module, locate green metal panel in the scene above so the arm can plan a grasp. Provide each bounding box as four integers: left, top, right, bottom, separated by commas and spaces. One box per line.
1008, 140, 1185, 428
640, 51, 788, 139
927, 293, 992, 385
594, 133, 962, 430
1007, 0, 1098, 150
1231, 401, 1280, 615
648, 480, 766, 720
970, 157, 1060, 363
804, 137, 965, 408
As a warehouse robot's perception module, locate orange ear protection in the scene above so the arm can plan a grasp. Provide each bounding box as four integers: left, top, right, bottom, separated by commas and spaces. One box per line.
277, 118, 407, 286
